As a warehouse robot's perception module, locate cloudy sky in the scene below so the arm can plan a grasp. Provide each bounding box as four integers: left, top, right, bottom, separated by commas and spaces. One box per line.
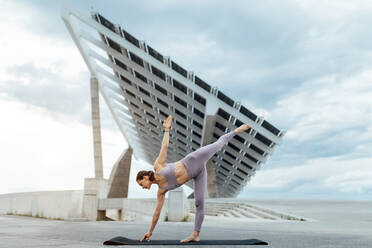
0, 0, 371, 200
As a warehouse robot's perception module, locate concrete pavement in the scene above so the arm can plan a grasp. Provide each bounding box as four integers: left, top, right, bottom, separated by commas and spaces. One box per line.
0, 199, 371, 248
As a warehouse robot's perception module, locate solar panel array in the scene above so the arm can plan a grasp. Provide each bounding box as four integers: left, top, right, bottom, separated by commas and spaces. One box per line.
63, 8, 285, 197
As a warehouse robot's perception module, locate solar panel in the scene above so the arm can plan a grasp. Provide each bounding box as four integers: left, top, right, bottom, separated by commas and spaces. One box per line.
172, 79, 187, 94
262, 120, 280, 136
134, 71, 147, 83
97, 14, 116, 33
147, 45, 164, 63
129, 52, 144, 67
107, 38, 121, 53
151, 65, 166, 81
194, 92, 206, 106
217, 90, 234, 107
250, 144, 264, 155
255, 132, 272, 147
122, 30, 140, 48
114, 58, 127, 71
195, 76, 211, 92
240, 105, 257, 121
241, 160, 253, 170
154, 83, 167, 95
171, 61, 187, 78
217, 108, 230, 121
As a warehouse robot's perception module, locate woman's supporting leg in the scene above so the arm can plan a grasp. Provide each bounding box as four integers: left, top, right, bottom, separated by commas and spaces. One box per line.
193, 166, 207, 232
192, 130, 237, 230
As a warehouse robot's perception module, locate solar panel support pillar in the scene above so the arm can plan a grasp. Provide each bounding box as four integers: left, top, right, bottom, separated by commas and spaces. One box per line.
90, 76, 104, 179
201, 112, 220, 198
107, 146, 133, 198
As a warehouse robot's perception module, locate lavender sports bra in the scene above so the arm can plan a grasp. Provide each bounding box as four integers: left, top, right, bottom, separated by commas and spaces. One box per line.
155, 163, 179, 191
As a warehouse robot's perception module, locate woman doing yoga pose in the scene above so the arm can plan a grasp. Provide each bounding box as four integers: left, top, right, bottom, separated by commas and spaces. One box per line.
137, 115, 250, 243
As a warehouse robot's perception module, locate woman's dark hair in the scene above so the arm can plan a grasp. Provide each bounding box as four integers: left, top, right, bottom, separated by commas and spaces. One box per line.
136, 170, 155, 182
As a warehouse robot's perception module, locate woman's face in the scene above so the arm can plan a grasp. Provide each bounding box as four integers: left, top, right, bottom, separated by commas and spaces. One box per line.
137, 176, 151, 190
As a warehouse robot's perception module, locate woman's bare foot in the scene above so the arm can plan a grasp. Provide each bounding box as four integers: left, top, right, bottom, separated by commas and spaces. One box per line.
163, 115, 172, 130
235, 124, 250, 134
180, 232, 200, 243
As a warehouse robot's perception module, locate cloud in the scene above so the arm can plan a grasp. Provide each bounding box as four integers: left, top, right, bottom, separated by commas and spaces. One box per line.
0, 96, 162, 197
0, 1, 92, 122
325, 170, 372, 194
275, 70, 372, 139
241, 156, 372, 199
0, 97, 93, 194
267, 68, 372, 167
1, 63, 91, 123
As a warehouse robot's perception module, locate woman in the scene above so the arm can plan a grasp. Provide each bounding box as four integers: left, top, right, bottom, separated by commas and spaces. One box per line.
137, 115, 250, 242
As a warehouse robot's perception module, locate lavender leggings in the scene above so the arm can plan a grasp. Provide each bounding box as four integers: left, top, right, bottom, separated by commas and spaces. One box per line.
181, 130, 237, 231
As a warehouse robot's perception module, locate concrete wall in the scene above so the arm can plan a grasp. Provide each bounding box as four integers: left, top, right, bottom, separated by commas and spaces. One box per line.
99, 198, 169, 222
0, 191, 190, 222
167, 187, 190, 221
0, 190, 83, 220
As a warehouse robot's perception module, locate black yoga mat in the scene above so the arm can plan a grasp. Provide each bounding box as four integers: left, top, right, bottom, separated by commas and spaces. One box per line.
103, 236, 268, 245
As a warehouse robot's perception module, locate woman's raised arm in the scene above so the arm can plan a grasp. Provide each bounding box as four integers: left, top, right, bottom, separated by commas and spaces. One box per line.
154, 116, 172, 166
154, 131, 169, 166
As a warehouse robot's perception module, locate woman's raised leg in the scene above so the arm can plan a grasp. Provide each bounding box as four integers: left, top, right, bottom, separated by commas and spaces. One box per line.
181, 130, 237, 177
191, 130, 237, 164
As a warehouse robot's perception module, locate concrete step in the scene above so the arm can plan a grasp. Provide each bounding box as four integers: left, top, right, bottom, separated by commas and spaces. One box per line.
189, 210, 219, 216
65, 218, 89, 222
242, 203, 305, 221
232, 207, 256, 218
237, 204, 278, 220
189, 205, 235, 211
222, 212, 232, 217
189, 208, 231, 214
227, 209, 241, 218
190, 207, 231, 217
188, 200, 305, 221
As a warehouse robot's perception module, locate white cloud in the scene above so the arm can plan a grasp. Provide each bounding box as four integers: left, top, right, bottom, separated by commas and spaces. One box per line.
272, 69, 372, 142
248, 156, 372, 194
0, 1, 86, 80
297, 0, 371, 20
325, 170, 372, 193
0, 1, 93, 123
0, 97, 93, 194
0, 96, 165, 197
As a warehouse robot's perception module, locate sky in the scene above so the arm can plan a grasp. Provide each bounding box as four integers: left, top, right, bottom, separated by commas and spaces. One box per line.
0, 0, 371, 200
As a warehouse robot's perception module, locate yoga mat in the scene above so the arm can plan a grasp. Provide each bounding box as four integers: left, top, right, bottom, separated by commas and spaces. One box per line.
103, 236, 268, 245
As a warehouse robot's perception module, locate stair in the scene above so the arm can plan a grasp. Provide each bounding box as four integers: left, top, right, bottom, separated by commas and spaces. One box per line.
188, 200, 306, 221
